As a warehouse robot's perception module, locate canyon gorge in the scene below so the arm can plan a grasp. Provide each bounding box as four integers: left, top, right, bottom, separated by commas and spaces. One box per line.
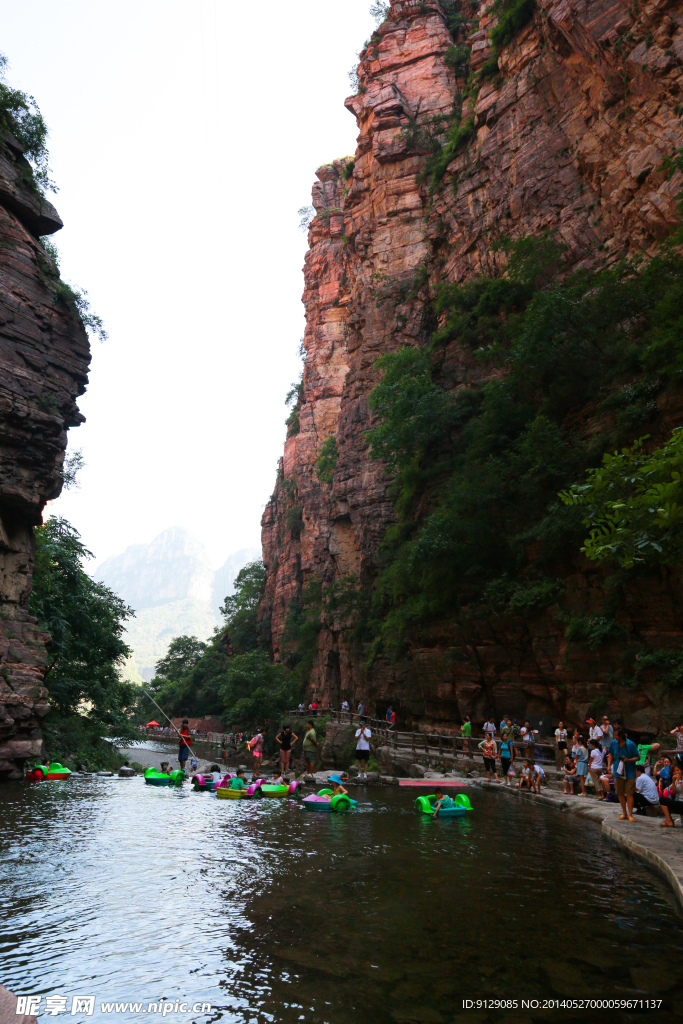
261, 0, 683, 733
0, 133, 89, 778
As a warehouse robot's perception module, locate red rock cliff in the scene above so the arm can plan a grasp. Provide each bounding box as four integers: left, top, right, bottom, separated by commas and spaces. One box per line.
261, 0, 683, 733
0, 134, 90, 778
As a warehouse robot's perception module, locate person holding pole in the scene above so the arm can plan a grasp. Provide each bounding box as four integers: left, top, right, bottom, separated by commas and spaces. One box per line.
178, 719, 192, 772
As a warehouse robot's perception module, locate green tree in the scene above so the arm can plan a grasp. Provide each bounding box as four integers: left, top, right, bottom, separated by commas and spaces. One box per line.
221, 651, 298, 728
154, 635, 207, 682
0, 51, 51, 192
30, 517, 136, 729
560, 430, 683, 568
220, 560, 268, 653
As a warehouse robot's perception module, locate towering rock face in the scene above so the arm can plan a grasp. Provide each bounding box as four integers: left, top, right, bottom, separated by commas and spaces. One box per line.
262, 0, 683, 731
0, 135, 90, 778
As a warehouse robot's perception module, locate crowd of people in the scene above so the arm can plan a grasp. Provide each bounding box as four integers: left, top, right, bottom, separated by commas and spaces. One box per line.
555, 717, 683, 825
470, 714, 683, 826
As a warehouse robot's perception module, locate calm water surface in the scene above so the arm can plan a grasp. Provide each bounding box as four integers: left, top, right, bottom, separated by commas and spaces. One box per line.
1, 776, 682, 1023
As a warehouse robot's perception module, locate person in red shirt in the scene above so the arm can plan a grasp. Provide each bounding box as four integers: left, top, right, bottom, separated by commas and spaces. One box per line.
177, 719, 192, 772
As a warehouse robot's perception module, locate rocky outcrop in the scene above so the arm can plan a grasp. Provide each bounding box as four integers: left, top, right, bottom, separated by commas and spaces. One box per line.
261, 0, 683, 733
0, 134, 90, 778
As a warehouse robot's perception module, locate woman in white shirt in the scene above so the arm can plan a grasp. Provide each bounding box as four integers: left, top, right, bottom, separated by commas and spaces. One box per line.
554, 722, 568, 765
355, 719, 372, 778
588, 740, 605, 799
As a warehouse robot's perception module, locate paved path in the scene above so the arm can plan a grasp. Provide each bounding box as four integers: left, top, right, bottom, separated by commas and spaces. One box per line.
482, 781, 683, 912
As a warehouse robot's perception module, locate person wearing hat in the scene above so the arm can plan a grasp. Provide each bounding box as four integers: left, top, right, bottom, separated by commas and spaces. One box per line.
587, 718, 602, 745
324, 774, 348, 800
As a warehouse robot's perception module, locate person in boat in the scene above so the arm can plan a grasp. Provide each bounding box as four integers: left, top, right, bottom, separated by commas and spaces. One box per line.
177, 719, 192, 771
275, 723, 298, 775
230, 768, 246, 791
271, 770, 285, 785
160, 761, 170, 774
432, 788, 454, 816
205, 764, 222, 785
322, 774, 348, 799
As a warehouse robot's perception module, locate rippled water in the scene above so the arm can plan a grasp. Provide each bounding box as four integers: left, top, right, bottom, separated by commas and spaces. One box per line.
1, 777, 682, 1023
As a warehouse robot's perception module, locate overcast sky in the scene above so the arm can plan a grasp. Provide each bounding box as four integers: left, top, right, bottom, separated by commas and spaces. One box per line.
1, 0, 376, 568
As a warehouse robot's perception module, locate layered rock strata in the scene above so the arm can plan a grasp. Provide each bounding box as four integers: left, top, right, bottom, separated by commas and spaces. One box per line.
0, 135, 90, 778
261, 0, 683, 732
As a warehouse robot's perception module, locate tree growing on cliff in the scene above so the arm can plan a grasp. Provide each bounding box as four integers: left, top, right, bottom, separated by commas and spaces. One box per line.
30, 517, 136, 731
561, 429, 683, 569
0, 51, 52, 193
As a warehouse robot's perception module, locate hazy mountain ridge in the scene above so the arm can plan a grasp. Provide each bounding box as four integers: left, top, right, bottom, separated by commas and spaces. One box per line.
96, 528, 259, 680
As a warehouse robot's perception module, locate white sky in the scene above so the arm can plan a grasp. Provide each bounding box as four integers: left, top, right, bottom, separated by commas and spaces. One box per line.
1, 0, 376, 568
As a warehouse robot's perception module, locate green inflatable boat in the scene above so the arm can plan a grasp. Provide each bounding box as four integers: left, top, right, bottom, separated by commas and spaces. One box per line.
302, 788, 357, 812
144, 767, 185, 787
415, 793, 472, 817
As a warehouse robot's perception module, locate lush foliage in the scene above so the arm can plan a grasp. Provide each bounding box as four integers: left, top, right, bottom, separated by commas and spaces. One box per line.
137, 560, 299, 732
360, 236, 683, 659
315, 437, 338, 485
561, 429, 683, 568
490, 0, 535, 51
30, 517, 136, 730
220, 561, 269, 653
0, 51, 52, 193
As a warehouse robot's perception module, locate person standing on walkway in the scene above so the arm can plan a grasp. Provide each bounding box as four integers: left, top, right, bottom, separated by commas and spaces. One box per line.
355, 717, 372, 778
586, 718, 602, 746
588, 740, 605, 799
575, 736, 589, 796
178, 719, 192, 772
357, 700, 366, 717
499, 733, 515, 785
520, 720, 535, 761
302, 720, 318, 775
483, 717, 496, 740
275, 723, 298, 775
608, 728, 639, 821
555, 721, 568, 766
461, 715, 473, 758
669, 722, 683, 769
601, 716, 614, 754
478, 734, 499, 783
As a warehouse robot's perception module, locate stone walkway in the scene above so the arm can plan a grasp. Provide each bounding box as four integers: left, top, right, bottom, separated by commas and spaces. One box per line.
481, 781, 683, 912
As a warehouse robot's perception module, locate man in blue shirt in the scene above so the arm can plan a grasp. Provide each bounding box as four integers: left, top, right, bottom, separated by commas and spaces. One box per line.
608, 728, 639, 821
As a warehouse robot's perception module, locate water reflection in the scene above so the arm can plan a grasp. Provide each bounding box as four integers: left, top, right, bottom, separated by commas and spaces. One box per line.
0, 780, 681, 1023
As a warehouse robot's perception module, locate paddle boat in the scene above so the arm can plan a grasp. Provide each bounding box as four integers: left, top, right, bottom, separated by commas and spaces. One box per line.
414, 793, 472, 817
191, 773, 226, 792
144, 767, 185, 787
26, 762, 72, 782
216, 778, 265, 800
260, 780, 302, 798
303, 788, 357, 813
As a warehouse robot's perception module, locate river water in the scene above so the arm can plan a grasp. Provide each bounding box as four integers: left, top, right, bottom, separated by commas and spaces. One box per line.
1, 769, 682, 1024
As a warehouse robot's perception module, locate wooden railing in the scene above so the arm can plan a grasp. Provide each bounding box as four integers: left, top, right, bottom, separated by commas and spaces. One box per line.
284, 710, 681, 770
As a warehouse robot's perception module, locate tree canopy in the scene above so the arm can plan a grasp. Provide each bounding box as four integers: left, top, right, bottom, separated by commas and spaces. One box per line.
30, 517, 136, 731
